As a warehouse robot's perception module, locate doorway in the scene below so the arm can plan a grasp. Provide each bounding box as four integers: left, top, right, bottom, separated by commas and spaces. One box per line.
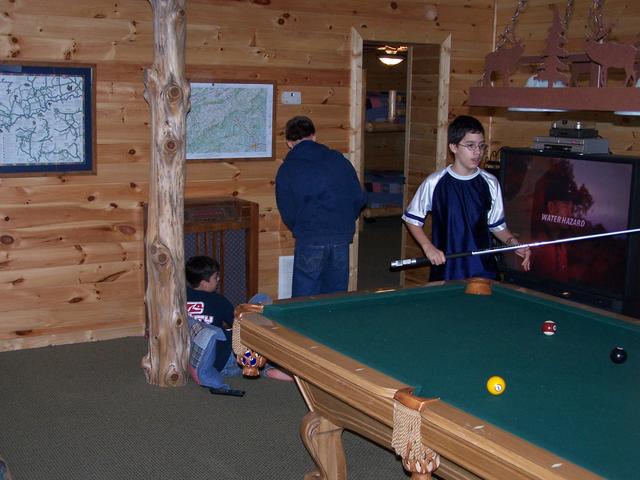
355, 39, 448, 291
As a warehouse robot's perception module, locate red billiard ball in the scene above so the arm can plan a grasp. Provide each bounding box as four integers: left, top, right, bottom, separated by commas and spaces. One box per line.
541, 320, 557, 336
610, 347, 628, 364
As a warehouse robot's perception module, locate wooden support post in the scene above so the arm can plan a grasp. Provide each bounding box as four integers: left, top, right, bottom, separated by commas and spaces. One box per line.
141, 0, 190, 387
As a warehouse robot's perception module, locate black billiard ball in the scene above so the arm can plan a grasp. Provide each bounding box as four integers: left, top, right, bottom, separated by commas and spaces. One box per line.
610, 347, 628, 364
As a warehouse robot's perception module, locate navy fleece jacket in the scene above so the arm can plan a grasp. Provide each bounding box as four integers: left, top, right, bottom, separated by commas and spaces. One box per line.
275, 140, 366, 245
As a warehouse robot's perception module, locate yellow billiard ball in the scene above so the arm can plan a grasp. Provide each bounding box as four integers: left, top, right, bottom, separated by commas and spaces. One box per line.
486, 375, 506, 395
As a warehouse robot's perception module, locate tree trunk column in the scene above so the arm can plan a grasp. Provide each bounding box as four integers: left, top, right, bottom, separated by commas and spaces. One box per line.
141, 0, 190, 387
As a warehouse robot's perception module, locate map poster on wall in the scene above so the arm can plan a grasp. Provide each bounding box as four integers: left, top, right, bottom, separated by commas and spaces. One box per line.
187, 82, 275, 161
0, 63, 95, 177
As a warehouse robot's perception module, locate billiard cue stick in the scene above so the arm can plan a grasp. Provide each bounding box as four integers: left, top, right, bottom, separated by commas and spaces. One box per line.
389, 227, 640, 271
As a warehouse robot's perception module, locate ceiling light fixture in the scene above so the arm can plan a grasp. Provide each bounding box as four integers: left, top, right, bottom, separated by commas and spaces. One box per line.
378, 54, 405, 66
376, 45, 408, 67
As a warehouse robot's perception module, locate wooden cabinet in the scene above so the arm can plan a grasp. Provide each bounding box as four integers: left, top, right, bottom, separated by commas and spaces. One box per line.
184, 197, 259, 306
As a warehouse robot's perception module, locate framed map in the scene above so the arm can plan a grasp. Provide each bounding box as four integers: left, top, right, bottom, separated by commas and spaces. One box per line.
187, 81, 275, 161
0, 62, 95, 177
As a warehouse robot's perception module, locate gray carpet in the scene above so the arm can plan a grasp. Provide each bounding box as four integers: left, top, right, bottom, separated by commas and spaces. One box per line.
0, 337, 408, 480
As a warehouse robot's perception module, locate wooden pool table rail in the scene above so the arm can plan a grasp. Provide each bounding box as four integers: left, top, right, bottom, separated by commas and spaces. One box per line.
235, 303, 602, 480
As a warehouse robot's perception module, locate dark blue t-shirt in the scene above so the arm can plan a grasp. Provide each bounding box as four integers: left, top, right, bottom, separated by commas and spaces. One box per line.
186, 288, 234, 329
403, 166, 507, 281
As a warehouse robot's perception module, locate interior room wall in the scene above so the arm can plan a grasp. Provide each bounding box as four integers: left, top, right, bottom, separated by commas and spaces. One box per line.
1, 0, 559, 350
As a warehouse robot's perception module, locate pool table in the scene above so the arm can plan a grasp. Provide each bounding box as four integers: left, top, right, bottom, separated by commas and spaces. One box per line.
234, 281, 640, 479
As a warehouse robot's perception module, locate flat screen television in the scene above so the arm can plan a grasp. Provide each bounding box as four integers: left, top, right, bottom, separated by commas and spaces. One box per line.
498, 147, 640, 317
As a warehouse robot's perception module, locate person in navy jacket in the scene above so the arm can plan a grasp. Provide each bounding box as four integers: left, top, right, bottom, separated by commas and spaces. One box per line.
276, 116, 366, 297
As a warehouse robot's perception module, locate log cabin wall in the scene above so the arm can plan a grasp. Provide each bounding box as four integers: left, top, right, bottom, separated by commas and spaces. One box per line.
0, 0, 153, 351
9, 0, 602, 351
487, 0, 640, 153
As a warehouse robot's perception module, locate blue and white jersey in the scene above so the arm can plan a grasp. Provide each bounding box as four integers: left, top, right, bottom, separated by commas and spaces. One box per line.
402, 166, 507, 281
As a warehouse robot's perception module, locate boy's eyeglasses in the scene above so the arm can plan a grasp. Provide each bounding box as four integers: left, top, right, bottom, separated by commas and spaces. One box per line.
458, 143, 488, 152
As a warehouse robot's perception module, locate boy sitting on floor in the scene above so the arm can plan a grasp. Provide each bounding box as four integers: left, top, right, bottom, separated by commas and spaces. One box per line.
186, 256, 291, 395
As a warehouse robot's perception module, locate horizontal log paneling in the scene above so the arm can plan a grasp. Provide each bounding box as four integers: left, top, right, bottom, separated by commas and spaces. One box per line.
188, 26, 350, 55
0, 241, 143, 271
187, 65, 350, 86
184, 181, 276, 207
2, 14, 152, 39
0, 324, 144, 350
0, 37, 153, 63
258, 209, 284, 233
0, 184, 144, 206
95, 143, 150, 165
0, 205, 140, 229
190, 0, 491, 17
0, 278, 141, 312
0, 171, 147, 188
188, 47, 352, 70
0, 299, 145, 342
186, 160, 279, 181
5, 0, 151, 17
278, 104, 348, 121
0, 223, 141, 251
364, 138, 405, 172
8, 0, 636, 350
0, 261, 142, 292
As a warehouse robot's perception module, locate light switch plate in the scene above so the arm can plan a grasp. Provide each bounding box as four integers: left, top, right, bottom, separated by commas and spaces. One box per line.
281, 91, 302, 105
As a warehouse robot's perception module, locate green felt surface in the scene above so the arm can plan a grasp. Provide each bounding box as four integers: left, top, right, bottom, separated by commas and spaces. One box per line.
263, 284, 640, 479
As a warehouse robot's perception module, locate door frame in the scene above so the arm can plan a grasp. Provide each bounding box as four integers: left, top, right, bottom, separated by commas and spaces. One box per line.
349, 28, 451, 289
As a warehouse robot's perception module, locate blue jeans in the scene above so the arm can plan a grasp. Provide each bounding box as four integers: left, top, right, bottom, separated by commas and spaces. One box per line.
292, 242, 350, 297
216, 329, 243, 378
220, 348, 243, 377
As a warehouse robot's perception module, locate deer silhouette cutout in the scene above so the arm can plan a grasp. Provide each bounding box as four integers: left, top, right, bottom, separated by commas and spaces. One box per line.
481, 41, 525, 86
584, 39, 638, 87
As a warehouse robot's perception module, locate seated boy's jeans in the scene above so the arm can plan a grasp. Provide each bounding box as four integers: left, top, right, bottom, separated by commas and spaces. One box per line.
220, 352, 243, 377
248, 292, 273, 305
